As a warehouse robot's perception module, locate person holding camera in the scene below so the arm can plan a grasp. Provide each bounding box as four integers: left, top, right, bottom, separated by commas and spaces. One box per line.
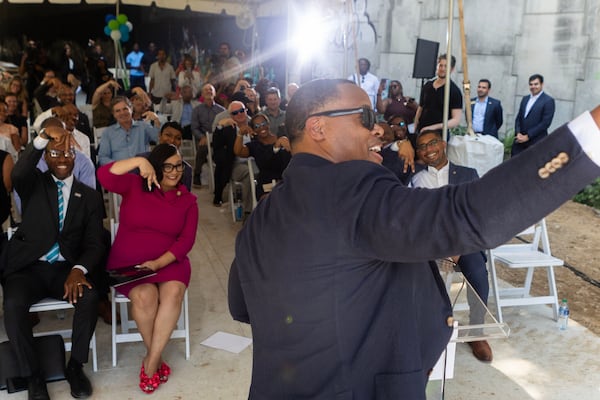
376, 79, 418, 124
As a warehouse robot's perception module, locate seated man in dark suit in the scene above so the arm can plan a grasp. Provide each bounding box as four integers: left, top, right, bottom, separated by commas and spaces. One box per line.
212, 100, 254, 208
228, 78, 600, 399
411, 129, 492, 362
0, 125, 105, 400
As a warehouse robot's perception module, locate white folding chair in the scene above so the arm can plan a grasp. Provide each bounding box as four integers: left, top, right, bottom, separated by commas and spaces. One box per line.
228, 158, 258, 222
30, 299, 98, 372
92, 127, 106, 151
6, 228, 98, 372
205, 131, 215, 192
180, 139, 196, 168
109, 219, 190, 367
487, 218, 564, 323
108, 192, 122, 223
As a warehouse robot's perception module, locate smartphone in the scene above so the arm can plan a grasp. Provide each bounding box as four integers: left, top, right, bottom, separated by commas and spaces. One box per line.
380, 78, 390, 99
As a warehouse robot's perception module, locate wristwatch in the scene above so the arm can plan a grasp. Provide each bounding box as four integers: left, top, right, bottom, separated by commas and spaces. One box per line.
38, 128, 52, 141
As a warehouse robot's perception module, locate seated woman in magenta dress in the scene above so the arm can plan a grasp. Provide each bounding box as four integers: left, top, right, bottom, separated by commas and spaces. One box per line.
97, 143, 198, 394
233, 113, 291, 200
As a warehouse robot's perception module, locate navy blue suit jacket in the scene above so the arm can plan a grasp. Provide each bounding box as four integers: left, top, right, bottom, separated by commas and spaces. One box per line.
448, 162, 479, 184
229, 121, 600, 399
513, 92, 555, 155
470, 97, 503, 137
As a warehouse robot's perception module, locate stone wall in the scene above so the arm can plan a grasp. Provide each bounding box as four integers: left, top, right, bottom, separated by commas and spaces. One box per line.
297, 0, 600, 137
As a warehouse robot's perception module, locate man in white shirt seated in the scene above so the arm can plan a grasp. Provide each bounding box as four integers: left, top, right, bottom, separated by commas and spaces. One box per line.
411, 129, 493, 362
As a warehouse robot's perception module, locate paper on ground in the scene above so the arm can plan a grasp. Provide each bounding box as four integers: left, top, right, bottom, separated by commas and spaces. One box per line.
201, 331, 252, 354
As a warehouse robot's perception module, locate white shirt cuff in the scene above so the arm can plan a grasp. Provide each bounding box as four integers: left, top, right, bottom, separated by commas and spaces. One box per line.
568, 111, 600, 166
73, 265, 89, 275
33, 135, 50, 150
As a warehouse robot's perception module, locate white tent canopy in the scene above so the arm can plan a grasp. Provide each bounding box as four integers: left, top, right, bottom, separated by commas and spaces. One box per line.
0, 0, 285, 17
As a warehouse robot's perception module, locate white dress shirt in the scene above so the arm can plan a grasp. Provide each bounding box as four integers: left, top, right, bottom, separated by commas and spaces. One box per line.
410, 162, 450, 189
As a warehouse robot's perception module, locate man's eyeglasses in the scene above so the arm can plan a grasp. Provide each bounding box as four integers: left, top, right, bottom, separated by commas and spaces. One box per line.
303, 106, 376, 131
416, 139, 442, 151
231, 108, 246, 116
390, 121, 406, 127
253, 121, 268, 129
46, 149, 75, 158
162, 162, 184, 173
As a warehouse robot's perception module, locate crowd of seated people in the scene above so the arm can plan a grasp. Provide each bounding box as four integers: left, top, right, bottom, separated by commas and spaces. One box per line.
0, 34, 509, 399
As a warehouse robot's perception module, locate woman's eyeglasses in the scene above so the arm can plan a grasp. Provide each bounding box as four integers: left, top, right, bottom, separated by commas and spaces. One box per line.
253, 121, 268, 129
162, 163, 184, 173
302, 105, 376, 130
231, 108, 246, 116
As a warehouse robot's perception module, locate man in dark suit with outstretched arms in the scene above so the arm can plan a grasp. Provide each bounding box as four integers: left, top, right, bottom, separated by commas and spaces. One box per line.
1, 125, 105, 400
228, 78, 600, 400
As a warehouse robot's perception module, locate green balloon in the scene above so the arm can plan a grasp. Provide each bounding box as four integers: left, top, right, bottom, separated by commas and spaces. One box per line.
117, 14, 128, 24
108, 19, 119, 30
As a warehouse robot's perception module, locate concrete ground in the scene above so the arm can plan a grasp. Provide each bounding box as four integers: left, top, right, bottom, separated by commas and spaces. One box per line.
1, 185, 599, 400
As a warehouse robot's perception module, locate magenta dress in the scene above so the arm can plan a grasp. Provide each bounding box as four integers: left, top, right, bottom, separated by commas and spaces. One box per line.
98, 163, 198, 297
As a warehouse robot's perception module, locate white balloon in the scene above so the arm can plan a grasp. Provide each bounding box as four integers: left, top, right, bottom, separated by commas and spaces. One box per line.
126, 21, 133, 32
110, 30, 122, 41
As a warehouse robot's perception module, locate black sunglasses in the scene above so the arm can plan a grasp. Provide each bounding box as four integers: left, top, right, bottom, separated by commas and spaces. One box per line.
231, 108, 246, 116
390, 121, 406, 127
303, 106, 376, 130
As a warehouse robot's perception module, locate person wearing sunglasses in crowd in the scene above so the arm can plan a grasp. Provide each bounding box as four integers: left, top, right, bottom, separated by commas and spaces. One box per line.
97, 143, 198, 394
380, 115, 417, 185
212, 100, 256, 209
376, 79, 418, 124
228, 78, 600, 399
233, 114, 291, 200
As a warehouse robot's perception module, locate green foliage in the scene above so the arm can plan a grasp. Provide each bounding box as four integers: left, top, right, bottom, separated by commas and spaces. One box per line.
574, 178, 600, 209
502, 128, 515, 160
449, 125, 467, 136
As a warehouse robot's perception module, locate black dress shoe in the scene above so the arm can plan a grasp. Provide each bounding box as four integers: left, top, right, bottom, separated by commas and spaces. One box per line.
65, 363, 92, 399
28, 374, 50, 400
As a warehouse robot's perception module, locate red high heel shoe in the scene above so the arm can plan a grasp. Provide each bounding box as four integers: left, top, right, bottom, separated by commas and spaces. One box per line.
158, 361, 171, 383
139, 363, 160, 394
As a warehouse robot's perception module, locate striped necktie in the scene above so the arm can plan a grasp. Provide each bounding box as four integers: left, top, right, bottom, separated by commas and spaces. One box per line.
46, 180, 65, 264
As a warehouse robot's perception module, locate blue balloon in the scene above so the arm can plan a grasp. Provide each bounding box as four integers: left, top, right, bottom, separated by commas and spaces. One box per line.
105, 14, 115, 24
119, 24, 129, 36
121, 31, 130, 42
104, 26, 112, 37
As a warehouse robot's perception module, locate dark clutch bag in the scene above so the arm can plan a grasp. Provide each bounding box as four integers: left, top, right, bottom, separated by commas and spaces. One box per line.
0, 334, 66, 393
108, 265, 157, 287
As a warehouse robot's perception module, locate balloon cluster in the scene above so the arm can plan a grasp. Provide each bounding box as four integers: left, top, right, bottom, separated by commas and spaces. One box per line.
103, 14, 133, 42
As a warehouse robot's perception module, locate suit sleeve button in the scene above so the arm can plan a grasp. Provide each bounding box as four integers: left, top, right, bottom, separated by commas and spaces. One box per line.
538, 168, 550, 179
557, 152, 569, 164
